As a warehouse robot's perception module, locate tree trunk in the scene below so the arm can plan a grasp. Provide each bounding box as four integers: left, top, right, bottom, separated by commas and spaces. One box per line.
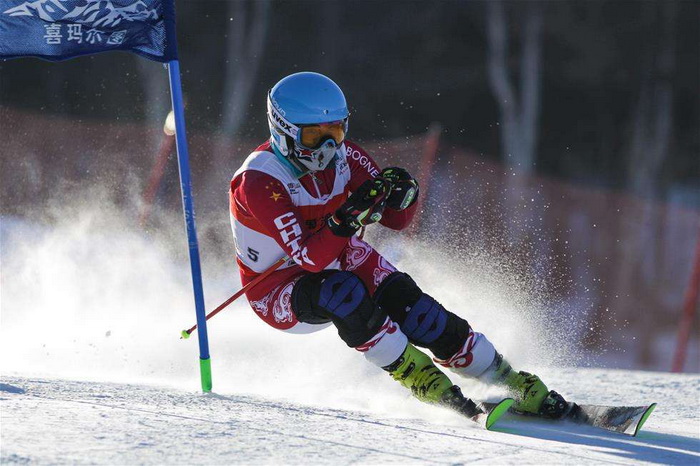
206, 0, 271, 214
617, 1, 677, 368
485, 1, 544, 252
486, 0, 543, 174
221, 0, 271, 138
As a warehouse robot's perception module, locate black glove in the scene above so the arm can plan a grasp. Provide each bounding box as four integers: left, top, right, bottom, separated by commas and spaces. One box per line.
327, 178, 390, 237
380, 167, 419, 211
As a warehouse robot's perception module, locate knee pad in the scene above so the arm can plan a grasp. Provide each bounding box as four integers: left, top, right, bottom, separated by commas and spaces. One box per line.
374, 272, 470, 359
291, 271, 386, 348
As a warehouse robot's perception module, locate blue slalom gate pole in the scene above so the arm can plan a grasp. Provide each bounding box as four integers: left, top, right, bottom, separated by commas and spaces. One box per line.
167, 59, 212, 392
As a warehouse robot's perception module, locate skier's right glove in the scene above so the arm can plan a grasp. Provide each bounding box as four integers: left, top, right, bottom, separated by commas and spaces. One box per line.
380, 167, 419, 211
327, 178, 390, 237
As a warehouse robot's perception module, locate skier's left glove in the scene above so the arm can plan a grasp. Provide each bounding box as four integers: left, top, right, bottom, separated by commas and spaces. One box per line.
380, 167, 419, 211
327, 178, 390, 237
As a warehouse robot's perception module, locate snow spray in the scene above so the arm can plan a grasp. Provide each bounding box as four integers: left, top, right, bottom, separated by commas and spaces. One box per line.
0, 185, 584, 423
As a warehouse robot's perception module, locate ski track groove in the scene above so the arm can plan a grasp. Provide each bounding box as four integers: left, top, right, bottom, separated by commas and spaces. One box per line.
205, 392, 648, 463
20, 391, 608, 464
1, 374, 699, 464
11, 393, 447, 464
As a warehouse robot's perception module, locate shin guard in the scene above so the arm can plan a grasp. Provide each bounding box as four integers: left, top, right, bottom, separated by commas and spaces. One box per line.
373, 272, 470, 359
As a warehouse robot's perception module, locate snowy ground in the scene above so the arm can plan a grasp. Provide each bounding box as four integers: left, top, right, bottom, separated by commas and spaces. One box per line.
1, 370, 699, 464
2, 208, 699, 463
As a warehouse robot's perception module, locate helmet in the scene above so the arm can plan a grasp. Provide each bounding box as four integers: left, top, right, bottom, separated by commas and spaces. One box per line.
267, 72, 349, 173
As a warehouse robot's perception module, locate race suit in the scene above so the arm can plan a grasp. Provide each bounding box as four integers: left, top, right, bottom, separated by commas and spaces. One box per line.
229, 139, 500, 375
229, 140, 416, 333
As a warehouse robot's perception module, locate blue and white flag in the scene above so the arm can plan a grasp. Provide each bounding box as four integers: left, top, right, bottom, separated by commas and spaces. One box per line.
0, 0, 177, 62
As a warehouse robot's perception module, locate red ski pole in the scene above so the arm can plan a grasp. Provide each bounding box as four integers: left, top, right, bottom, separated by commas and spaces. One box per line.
180, 177, 389, 340
180, 255, 288, 339
671, 229, 700, 372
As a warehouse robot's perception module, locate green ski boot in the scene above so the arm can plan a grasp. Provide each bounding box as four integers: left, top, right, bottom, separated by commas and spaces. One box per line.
486, 353, 568, 418
384, 343, 454, 403
383, 344, 484, 418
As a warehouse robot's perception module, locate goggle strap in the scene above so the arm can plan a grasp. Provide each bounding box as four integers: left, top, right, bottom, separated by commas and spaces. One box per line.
267, 96, 300, 140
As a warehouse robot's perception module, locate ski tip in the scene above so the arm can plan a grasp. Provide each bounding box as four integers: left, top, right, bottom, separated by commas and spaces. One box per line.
486, 398, 514, 430
633, 403, 656, 437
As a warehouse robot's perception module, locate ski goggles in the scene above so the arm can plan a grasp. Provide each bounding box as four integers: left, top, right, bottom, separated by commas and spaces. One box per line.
298, 121, 347, 149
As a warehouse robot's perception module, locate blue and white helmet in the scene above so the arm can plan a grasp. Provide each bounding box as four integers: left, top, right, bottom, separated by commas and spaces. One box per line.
267, 72, 349, 173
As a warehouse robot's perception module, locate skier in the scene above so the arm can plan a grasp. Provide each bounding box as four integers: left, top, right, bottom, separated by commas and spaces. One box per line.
229, 71, 567, 420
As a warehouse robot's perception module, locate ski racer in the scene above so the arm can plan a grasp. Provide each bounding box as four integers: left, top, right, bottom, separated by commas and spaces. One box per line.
229, 71, 567, 419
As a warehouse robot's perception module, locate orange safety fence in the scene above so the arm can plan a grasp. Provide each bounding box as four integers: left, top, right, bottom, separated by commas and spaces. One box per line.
2, 106, 698, 371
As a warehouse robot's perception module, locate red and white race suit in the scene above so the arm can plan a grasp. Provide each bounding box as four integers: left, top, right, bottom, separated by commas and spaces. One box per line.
229, 140, 416, 337
230, 140, 499, 375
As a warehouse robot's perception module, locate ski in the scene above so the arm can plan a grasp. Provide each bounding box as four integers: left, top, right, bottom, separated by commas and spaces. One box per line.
565, 402, 657, 436
476, 398, 515, 430
446, 397, 512, 430
438, 385, 514, 430
482, 401, 656, 436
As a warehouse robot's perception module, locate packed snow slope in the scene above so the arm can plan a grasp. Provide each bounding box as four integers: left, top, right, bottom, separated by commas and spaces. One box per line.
1, 370, 699, 464
1, 197, 699, 463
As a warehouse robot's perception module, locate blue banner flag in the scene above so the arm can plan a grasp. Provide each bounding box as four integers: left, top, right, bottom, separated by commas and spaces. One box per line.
1, 0, 213, 393
0, 0, 177, 62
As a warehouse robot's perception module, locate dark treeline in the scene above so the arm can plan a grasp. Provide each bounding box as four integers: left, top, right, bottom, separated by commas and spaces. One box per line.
1, 0, 698, 205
